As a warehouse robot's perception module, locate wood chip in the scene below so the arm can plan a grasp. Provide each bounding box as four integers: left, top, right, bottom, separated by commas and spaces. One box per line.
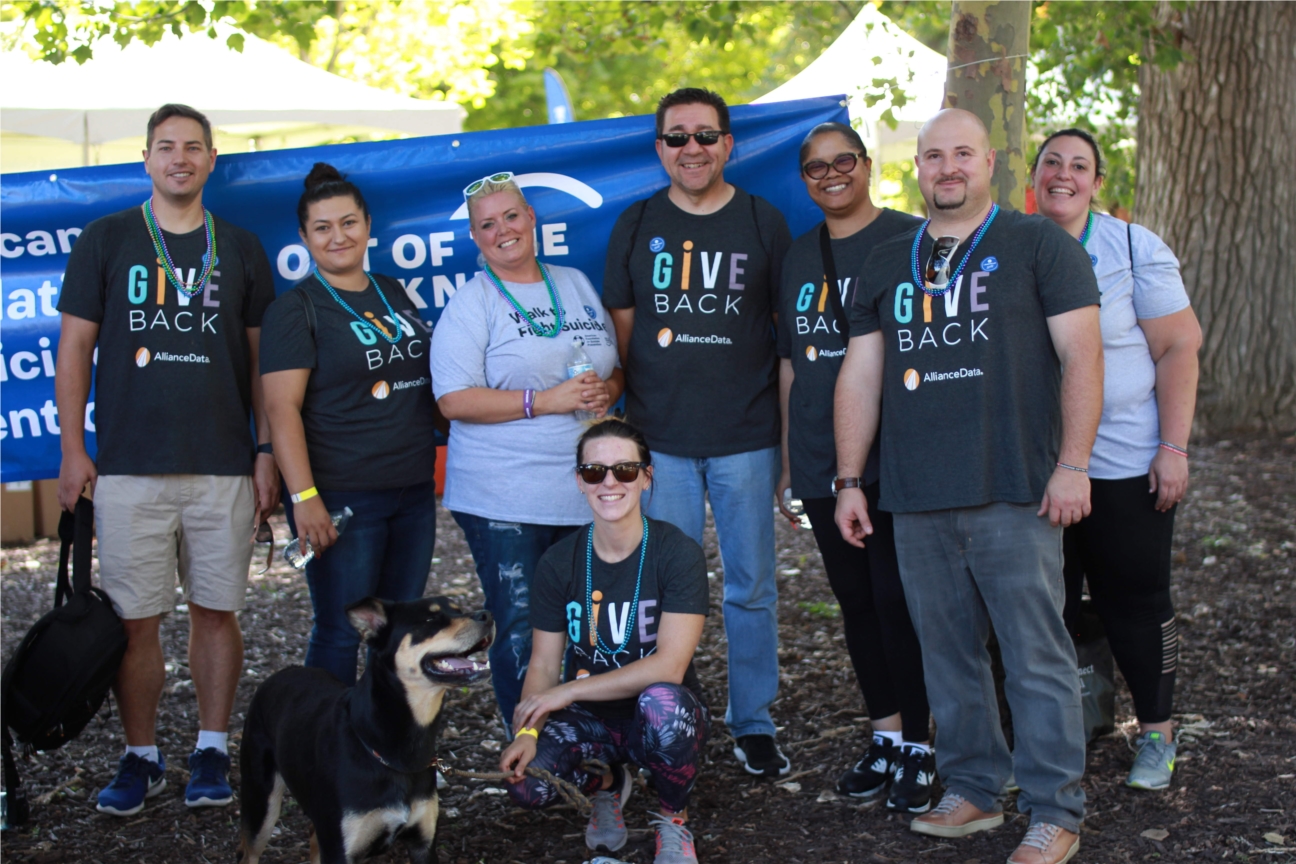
1141, 828, 1170, 841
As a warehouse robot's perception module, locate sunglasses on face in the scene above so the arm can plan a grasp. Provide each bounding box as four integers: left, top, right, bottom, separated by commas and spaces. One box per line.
462, 171, 516, 199
802, 152, 862, 180
658, 130, 726, 148
577, 462, 650, 484
926, 235, 961, 286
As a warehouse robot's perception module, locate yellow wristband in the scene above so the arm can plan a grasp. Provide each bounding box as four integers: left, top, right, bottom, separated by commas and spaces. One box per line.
290, 486, 319, 504
516, 727, 539, 739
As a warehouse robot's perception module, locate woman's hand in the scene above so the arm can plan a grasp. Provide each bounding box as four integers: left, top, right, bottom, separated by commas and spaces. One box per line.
499, 734, 538, 782
513, 685, 576, 732
535, 371, 611, 417
292, 495, 338, 556
1148, 448, 1189, 512
776, 468, 799, 526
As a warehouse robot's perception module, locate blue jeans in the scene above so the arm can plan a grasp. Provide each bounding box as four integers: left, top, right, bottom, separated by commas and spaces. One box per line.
451, 512, 578, 728
644, 445, 780, 738
893, 503, 1086, 833
284, 482, 437, 686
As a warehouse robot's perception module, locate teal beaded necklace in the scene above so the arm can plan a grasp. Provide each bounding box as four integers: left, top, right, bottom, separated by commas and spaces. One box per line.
314, 270, 403, 345
142, 199, 217, 297
1078, 211, 1095, 247
483, 261, 566, 338
585, 517, 648, 656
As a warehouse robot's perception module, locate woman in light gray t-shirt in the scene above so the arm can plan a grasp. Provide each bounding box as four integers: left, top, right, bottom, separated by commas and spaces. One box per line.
1033, 129, 1203, 792
430, 173, 622, 726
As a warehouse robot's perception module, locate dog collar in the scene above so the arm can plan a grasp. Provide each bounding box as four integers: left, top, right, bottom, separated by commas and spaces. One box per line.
357, 733, 442, 775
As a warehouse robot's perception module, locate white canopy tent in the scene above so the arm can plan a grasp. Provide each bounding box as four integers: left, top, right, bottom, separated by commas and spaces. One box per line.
756, 4, 946, 170
1, 28, 464, 173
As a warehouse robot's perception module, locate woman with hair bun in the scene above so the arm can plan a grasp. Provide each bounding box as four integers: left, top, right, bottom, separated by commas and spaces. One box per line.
260, 162, 440, 685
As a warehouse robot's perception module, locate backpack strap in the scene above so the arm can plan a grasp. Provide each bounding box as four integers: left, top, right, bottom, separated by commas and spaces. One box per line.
301, 287, 318, 338
1127, 221, 1135, 274
2, 725, 29, 827
749, 192, 773, 262
623, 198, 652, 274
818, 224, 850, 348
55, 498, 94, 607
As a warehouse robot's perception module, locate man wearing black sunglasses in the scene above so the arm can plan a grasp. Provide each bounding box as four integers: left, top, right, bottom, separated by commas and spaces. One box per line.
603, 87, 793, 779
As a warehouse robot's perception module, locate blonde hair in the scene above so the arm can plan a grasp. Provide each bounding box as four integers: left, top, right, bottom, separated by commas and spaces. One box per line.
465, 176, 529, 222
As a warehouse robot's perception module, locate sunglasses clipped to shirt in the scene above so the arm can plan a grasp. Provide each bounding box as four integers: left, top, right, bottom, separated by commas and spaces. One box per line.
657, 130, 727, 148
577, 462, 650, 484
802, 152, 863, 180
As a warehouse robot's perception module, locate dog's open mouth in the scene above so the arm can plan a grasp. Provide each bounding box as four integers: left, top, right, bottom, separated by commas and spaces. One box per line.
420, 634, 492, 683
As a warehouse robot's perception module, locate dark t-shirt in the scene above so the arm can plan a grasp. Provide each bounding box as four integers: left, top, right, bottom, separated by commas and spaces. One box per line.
531, 518, 710, 719
848, 208, 1100, 513
259, 274, 438, 491
57, 206, 275, 476
777, 209, 922, 499
603, 187, 792, 458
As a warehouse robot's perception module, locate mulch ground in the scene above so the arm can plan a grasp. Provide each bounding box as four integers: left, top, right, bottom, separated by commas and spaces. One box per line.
2, 433, 1294, 864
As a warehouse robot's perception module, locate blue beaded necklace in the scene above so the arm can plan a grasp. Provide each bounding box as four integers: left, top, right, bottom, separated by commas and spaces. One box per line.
483, 262, 566, 338
585, 517, 648, 656
142, 199, 217, 297
314, 270, 402, 345
910, 203, 1000, 298
1078, 211, 1095, 247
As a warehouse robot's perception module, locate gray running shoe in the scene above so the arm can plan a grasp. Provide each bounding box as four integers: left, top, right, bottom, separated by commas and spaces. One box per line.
586, 764, 633, 851
1127, 731, 1176, 790
649, 812, 698, 864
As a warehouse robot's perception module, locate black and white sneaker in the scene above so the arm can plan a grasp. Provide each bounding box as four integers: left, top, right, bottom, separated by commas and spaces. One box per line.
837, 736, 897, 799
887, 744, 936, 813
733, 734, 791, 777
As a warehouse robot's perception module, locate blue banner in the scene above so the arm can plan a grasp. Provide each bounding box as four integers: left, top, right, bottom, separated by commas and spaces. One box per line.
0, 96, 846, 482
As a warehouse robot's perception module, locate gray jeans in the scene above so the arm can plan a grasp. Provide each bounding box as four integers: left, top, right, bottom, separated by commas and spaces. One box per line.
894, 503, 1086, 832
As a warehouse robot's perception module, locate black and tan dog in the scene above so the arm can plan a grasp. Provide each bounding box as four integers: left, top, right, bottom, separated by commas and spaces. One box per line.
238, 596, 493, 864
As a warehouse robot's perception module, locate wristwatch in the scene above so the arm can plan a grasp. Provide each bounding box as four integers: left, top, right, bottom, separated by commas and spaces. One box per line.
831, 475, 862, 496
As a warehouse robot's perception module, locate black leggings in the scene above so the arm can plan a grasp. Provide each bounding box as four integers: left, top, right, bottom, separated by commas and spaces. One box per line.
1063, 476, 1178, 724
804, 489, 930, 743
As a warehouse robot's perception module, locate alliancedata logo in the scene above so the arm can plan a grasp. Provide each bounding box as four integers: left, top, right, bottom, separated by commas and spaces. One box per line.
372, 381, 391, 400
903, 368, 919, 390
657, 327, 674, 347
136, 347, 151, 367
135, 348, 210, 367
806, 345, 818, 362
905, 367, 984, 390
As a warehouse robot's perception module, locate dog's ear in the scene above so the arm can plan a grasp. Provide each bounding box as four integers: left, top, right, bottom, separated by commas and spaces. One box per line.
346, 597, 389, 642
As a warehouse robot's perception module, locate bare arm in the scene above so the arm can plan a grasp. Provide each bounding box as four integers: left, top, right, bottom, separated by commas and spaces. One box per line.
833, 331, 884, 547
247, 327, 280, 521
608, 307, 634, 367
1040, 305, 1104, 527
499, 628, 567, 778
1140, 306, 1202, 510
263, 368, 338, 553
55, 314, 100, 511
437, 368, 612, 424
776, 358, 797, 523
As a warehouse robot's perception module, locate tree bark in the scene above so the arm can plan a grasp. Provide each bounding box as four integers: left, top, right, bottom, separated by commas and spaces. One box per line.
1136, 2, 1296, 434
943, 1, 1032, 211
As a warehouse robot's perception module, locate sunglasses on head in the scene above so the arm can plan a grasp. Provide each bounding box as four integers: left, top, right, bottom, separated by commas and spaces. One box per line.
577, 462, 650, 484
463, 171, 516, 199
802, 152, 862, 180
658, 130, 726, 148
926, 235, 961, 286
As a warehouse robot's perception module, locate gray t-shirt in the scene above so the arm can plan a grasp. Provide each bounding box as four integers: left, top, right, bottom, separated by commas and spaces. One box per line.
430, 264, 618, 525
1086, 213, 1191, 479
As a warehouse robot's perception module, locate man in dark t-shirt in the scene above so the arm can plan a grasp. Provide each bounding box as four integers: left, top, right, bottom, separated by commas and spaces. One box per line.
56, 104, 278, 817
834, 110, 1103, 864
603, 88, 793, 777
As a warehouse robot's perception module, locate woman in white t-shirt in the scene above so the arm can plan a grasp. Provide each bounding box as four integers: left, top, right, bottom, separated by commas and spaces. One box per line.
430, 172, 623, 727
1032, 129, 1203, 792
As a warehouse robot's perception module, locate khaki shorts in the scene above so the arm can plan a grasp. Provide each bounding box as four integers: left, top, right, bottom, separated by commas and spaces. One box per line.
94, 475, 256, 619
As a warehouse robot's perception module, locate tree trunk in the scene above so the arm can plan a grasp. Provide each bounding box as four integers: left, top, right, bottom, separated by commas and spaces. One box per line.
1136, 2, 1296, 434
943, 1, 1032, 212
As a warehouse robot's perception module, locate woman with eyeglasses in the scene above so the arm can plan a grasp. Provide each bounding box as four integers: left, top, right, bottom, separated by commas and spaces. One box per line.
499, 418, 708, 864
431, 172, 623, 726
260, 162, 439, 685
1032, 129, 1202, 791
774, 122, 935, 812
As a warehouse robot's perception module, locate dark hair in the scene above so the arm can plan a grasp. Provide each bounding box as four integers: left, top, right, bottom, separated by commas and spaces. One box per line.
576, 418, 651, 466
1032, 128, 1105, 179
146, 104, 212, 150
655, 87, 730, 135
799, 121, 868, 165
297, 162, 371, 231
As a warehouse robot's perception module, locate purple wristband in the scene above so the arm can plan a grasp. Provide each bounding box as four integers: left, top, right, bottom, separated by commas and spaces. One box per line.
523, 388, 535, 419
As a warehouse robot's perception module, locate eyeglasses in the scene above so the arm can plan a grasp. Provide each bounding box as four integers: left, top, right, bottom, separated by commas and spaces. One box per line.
577, 462, 650, 484
658, 131, 727, 148
802, 152, 863, 180
926, 235, 961, 288
251, 519, 274, 575
463, 171, 516, 199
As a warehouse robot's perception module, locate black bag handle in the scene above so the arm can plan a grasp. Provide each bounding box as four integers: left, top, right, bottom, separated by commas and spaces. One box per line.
55, 497, 94, 608
818, 224, 851, 348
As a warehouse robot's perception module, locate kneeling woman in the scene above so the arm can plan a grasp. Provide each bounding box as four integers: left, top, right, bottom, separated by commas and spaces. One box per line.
499, 419, 709, 864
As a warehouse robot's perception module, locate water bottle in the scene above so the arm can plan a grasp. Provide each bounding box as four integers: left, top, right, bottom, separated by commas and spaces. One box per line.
284, 506, 353, 569
566, 336, 596, 421
782, 488, 812, 530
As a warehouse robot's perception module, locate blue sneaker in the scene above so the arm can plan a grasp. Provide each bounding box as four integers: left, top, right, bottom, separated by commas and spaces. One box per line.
96, 752, 167, 816
185, 747, 233, 807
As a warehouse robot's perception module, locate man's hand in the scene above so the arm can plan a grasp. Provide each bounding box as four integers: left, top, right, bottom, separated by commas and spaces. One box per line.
253, 452, 281, 522
776, 469, 799, 526
58, 450, 97, 511
1038, 467, 1091, 527
1148, 449, 1189, 512
834, 486, 873, 548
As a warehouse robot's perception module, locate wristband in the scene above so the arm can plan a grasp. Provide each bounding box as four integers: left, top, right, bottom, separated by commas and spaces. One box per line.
256, 442, 274, 455
516, 726, 539, 739
1055, 462, 1088, 474
523, 388, 536, 420
1158, 441, 1189, 458
290, 486, 319, 504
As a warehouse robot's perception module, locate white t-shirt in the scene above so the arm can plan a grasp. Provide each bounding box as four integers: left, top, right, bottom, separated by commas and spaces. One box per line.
430, 264, 619, 525
1086, 213, 1191, 479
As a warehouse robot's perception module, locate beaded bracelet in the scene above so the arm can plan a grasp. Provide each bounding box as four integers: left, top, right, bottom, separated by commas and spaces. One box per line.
523, 389, 536, 420
1158, 441, 1189, 458
516, 727, 539, 739
1055, 462, 1088, 474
